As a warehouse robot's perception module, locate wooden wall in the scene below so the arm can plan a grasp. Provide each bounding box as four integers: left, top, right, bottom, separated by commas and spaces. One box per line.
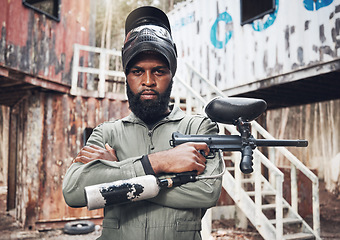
263, 99, 340, 195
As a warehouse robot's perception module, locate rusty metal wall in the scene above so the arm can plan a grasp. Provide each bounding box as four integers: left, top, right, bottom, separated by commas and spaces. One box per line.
0, 106, 10, 187
0, 0, 94, 86
168, 0, 340, 96
9, 91, 129, 229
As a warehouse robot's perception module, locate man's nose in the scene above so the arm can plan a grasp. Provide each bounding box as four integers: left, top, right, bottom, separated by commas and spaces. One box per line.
142, 71, 156, 86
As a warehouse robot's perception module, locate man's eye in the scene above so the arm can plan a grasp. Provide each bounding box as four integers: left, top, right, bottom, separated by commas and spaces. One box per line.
131, 69, 142, 75
154, 69, 169, 75
155, 70, 165, 74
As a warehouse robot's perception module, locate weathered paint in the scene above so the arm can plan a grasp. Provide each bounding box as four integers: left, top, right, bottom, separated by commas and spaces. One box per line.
0, 0, 94, 87
4, 92, 129, 229
0, 0, 132, 230
0, 106, 9, 187
168, 0, 340, 95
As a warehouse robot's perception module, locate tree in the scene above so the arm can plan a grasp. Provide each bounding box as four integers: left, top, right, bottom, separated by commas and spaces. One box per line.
95, 0, 186, 49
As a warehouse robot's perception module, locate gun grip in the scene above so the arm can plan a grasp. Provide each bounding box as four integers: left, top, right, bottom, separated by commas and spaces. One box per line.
240, 156, 253, 174
240, 146, 254, 174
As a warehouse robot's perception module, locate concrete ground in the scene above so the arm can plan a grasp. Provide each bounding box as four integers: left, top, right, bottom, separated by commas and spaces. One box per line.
1, 180, 340, 240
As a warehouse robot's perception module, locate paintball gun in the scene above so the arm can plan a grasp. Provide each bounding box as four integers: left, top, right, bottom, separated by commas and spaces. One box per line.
85, 97, 308, 210
170, 97, 308, 174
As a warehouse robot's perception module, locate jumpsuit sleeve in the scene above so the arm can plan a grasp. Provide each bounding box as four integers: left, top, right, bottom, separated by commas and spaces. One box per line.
148, 118, 223, 209
62, 124, 146, 207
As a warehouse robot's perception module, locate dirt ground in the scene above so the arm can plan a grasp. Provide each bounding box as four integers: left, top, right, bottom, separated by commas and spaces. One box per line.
0, 180, 339, 240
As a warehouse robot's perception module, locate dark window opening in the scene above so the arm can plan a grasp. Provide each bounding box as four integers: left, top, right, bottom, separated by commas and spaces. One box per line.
23, 0, 60, 22
240, 0, 275, 25
83, 127, 93, 146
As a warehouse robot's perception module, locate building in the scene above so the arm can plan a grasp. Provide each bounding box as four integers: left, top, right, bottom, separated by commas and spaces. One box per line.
0, 0, 128, 230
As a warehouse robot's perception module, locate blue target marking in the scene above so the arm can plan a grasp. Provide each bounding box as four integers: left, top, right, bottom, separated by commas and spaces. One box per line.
303, 0, 333, 11
252, 0, 279, 31
210, 11, 233, 49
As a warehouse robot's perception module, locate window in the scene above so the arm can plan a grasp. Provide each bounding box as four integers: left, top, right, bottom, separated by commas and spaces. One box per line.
23, 0, 60, 21
240, 0, 275, 25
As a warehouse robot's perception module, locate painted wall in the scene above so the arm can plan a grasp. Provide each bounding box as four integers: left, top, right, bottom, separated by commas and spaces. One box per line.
168, 0, 340, 194
0, 106, 9, 187
168, 0, 340, 95
3, 92, 129, 229
0, 0, 95, 86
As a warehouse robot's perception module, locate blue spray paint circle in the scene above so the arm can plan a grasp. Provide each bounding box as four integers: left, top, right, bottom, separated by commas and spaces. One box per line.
303, 0, 333, 11
252, 0, 279, 31
210, 11, 233, 49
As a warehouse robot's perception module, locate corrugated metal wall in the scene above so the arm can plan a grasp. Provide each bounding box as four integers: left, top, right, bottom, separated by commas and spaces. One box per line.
168, 0, 340, 195
169, 0, 340, 94
0, 106, 9, 187
0, 0, 133, 229
0, 0, 94, 86
5, 92, 129, 229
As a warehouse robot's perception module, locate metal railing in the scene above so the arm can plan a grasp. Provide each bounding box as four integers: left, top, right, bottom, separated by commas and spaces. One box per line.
71, 44, 126, 98
173, 61, 320, 239
70, 44, 320, 239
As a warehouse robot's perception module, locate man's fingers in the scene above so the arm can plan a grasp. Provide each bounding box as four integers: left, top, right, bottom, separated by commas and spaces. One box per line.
105, 143, 116, 156
195, 162, 206, 175
85, 145, 102, 152
192, 143, 210, 159
73, 155, 92, 164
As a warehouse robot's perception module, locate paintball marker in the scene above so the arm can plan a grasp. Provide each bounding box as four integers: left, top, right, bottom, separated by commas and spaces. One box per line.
170, 97, 308, 174
85, 97, 308, 210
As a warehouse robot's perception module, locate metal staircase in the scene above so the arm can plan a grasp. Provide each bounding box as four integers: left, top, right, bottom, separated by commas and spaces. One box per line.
172, 61, 321, 240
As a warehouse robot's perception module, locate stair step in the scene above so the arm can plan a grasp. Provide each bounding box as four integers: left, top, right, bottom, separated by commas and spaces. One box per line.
261, 203, 288, 210
269, 217, 302, 225
246, 190, 276, 196
283, 232, 315, 240
223, 156, 233, 161
226, 167, 235, 171
240, 178, 255, 183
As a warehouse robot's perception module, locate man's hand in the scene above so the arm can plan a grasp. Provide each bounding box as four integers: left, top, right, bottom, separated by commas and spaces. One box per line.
72, 144, 117, 164
148, 142, 209, 175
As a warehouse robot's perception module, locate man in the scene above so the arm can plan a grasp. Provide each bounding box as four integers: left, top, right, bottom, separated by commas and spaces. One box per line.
63, 6, 222, 240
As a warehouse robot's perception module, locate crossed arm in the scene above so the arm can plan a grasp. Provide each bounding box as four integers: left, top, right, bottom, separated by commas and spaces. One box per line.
63, 119, 222, 209
73, 142, 210, 175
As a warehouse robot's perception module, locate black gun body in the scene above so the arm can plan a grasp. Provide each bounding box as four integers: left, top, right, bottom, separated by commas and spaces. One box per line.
171, 134, 243, 151
256, 139, 308, 147
171, 132, 308, 152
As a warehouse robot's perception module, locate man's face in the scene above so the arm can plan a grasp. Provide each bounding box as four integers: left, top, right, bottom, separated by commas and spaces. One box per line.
126, 52, 173, 123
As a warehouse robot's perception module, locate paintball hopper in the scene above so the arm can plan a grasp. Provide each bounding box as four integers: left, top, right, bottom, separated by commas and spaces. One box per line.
205, 97, 267, 125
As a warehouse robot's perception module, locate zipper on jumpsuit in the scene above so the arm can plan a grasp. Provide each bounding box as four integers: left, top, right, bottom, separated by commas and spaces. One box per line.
139, 118, 170, 238
140, 118, 169, 152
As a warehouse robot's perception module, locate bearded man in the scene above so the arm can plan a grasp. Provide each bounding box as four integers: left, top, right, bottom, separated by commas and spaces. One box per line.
63, 6, 222, 240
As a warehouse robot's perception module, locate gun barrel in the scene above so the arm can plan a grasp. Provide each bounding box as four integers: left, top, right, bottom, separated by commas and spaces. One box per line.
255, 139, 308, 147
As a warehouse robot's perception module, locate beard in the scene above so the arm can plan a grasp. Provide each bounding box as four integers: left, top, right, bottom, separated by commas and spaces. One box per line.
126, 80, 173, 124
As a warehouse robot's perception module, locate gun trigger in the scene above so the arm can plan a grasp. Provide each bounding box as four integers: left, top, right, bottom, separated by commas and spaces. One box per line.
199, 150, 207, 158
199, 150, 215, 159
206, 151, 215, 159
